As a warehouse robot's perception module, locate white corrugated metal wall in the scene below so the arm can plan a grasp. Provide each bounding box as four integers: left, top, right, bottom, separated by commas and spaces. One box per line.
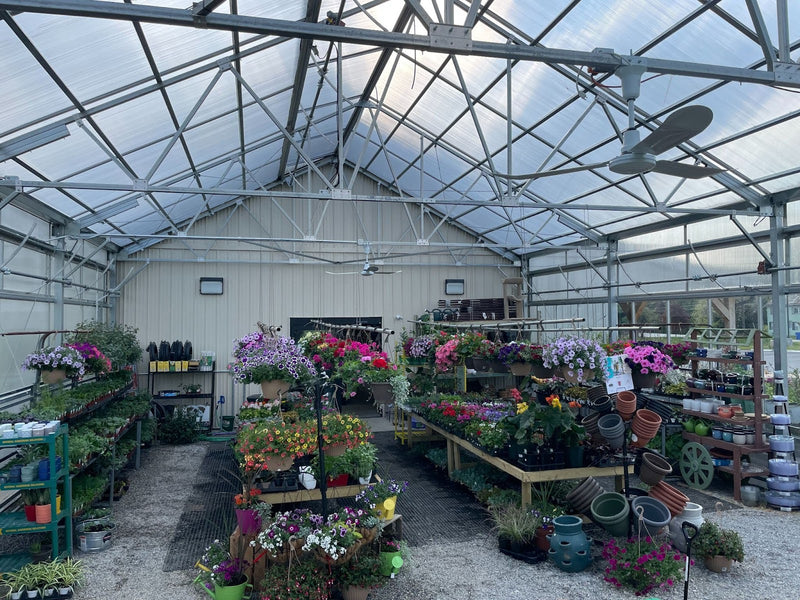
117, 171, 519, 418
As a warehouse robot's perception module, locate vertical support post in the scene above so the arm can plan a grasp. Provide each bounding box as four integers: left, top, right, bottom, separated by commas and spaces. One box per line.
337, 41, 344, 188
52, 225, 65, 344
771, 202, 788, 375
666, 300, 672, 343
607, 242, 618, 342
777, 0, 791, 63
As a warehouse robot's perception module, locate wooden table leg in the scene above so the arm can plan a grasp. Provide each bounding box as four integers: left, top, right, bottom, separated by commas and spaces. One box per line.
453, 444, 461, 471
446, 439, 455, 476
521, 482, 532, 507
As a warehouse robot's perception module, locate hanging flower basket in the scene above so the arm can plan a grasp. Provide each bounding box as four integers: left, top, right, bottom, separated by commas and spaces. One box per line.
260, 379, 289, 400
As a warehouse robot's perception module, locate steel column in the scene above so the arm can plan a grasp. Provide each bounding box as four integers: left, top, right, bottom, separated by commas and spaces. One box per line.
770, 202, 788, 374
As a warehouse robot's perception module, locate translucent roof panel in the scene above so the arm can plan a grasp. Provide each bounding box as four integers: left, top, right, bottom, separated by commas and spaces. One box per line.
0, 0, 799, 259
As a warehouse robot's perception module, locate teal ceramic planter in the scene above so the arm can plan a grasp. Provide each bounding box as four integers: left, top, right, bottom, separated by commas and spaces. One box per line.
547, 515, 592, 572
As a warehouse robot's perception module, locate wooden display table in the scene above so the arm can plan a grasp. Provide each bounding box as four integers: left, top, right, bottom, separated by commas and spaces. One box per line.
256, 483, 366, 505
411, 414, 633, 506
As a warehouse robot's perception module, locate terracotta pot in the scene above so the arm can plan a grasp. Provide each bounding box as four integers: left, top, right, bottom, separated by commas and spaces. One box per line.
704, 555, 733, 573
534, 524, 554, 552
616, 391, 637, 420
630, 408, 663, 447
260, 379, 289, 399
648, 481, 689, 517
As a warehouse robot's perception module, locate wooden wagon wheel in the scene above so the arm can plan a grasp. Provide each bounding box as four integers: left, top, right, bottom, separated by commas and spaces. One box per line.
679, 442, 715, 489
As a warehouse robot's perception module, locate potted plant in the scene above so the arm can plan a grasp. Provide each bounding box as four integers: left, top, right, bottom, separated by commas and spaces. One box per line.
602, 536, 684, 596
333, 552, 385, 600
22, 346, 86, 383
377, 537, 408, 577
542, 336, 607, 383
194, 539, 251, 600
66, 319, 142, 370
235, 420, 317, 472
693, 520, 745, 573
311, 452, 351, 487
67, 342, 111, 376
260, 559, 334, 600
52, 557, 83, 598
320, 414, 372, 454
230, 333, 317, 399
401, 334, 433, 365
75, 514, 116, 552
355, 479, 408, 520
35, 489, 52, 524
29, 535, 53, 563
255, 508, 316, 562
489, 503, 539, 555
623, 342, 676, 388
302, 512, 365, 566
343, 443, 377, 484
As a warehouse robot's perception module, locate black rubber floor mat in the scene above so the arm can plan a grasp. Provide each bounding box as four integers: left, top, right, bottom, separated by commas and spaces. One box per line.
369, 431, 491, 546
163, 441, 240, 572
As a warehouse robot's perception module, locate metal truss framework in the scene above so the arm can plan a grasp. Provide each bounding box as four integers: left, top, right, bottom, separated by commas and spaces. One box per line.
0, 0, 798, 263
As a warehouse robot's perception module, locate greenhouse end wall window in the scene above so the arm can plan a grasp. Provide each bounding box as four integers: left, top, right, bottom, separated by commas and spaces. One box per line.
199, 277, 223, 295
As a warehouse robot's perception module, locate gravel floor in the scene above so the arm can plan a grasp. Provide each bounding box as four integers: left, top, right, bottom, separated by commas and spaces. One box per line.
78, 442, 800, 600
78, 442, 207, 600
373, 506, 800, 600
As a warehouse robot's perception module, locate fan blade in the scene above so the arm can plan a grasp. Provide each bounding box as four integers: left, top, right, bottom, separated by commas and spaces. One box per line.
630, 105, 713, 155
374, 270, 402, 275
506, 162, 610, 180
325, 271, 360, 275
652, 161, 724, 179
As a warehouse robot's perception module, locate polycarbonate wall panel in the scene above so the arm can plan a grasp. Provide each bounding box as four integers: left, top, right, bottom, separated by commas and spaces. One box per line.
0, 304, 50, 393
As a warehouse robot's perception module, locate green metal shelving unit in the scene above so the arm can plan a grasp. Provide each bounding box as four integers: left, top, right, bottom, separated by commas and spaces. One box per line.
0, 424, 72, 573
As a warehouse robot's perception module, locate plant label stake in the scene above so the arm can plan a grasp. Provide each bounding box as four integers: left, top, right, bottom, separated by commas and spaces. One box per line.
682, 521, 699, 600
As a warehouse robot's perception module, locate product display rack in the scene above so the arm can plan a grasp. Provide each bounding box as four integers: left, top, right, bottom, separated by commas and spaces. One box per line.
149, 361, 216, 430
69, 380, 143, 516
0, 424, 72, 573
680, 329, 769, 501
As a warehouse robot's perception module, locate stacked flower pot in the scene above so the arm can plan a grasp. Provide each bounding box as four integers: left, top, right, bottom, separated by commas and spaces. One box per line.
765, 401, 800, 509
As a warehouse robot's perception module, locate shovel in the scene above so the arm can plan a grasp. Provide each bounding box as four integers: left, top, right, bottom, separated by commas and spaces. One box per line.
681, 521, 699, 600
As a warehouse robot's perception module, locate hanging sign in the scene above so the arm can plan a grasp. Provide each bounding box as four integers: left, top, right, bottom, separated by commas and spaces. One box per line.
605, 354, 633, 394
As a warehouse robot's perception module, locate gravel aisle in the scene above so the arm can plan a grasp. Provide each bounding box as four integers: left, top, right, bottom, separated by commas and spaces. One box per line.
76, 442, 800, 600
78, 442, 208, 600
372, 507, 800, 600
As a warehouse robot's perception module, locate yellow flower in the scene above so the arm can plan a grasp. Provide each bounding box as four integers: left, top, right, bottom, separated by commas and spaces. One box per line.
516, 402, 528, 414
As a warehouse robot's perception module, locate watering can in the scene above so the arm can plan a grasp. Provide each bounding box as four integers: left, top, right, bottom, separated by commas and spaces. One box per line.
195, 566, 253, 600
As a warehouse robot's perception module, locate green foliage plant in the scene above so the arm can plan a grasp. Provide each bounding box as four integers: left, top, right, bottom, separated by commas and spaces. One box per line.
67, 320, 142, 369
158, 408, 200, 444
693, 521, 745, 561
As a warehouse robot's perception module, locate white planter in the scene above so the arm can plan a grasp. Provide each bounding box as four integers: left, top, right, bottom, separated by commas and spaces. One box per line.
358, 471, 373, 485
298, 473, 317, 490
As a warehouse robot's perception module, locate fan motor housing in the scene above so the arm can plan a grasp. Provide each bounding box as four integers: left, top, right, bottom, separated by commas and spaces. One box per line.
608, 153, 657, 175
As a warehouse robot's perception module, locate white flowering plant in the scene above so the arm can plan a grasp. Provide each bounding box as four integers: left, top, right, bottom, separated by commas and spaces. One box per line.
302, 513, 363, 562
22, 345, 86, 379
255, 509, 320, 558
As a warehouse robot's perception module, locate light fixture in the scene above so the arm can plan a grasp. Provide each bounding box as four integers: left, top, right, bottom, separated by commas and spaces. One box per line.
199, 277, 224, 295
0, 123, 70, 162
445, 279, 464, 295
77, 197, 140, 228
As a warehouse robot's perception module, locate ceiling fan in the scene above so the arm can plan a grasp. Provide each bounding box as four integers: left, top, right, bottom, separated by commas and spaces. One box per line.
325, 248, 401, 277
509, 65, 724, 181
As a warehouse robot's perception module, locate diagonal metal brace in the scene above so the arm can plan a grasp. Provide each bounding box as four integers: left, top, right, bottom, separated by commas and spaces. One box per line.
729, 215, 774, 268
